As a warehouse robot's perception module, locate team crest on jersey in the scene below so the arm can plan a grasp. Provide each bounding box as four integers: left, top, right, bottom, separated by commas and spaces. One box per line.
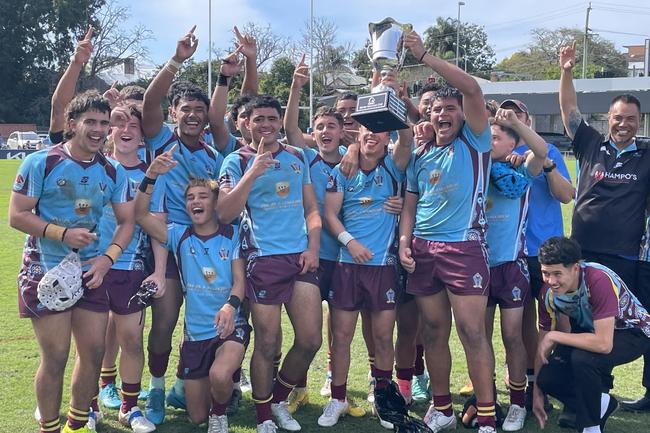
219, 248, 229, 260
99, 182, 107, 192
291, 162, 302, 174
276, 181, 290, 197
373, 175, 383, 187
429, 169, 442, 186
189, 246, 196, 255
385, 288, 396, 304
512, 286, 522, 302
57, 178, 67, 187
13, 174, 25, 190
472, 272, 483, 289
360, 197, 373, 207
202, 267, 216, 283
326, 175, 335, 190
28, 263, 43, 277
74, 198, 91, 215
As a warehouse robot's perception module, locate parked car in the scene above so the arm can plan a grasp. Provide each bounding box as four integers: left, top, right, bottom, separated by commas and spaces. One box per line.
37, 133, 53, 146
6, 131, 43, 150
537, 132, 573, 152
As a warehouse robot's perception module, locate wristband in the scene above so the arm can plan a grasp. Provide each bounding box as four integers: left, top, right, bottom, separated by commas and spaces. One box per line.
44, 223, 66, 241
139, 176, 157, 194
217, 73, 231, 87
168, 58, 182, 69
337, 231, 355, 246
418, 52, 427, 62
104, 243, 123, 265
543, 161, 557, 173
103, 254, 115, 265
227, 295, 241, 309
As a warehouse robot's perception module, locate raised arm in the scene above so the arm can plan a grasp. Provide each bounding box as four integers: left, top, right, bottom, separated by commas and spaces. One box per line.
284, 55, 309, 148
495, 108, 548, 176
235, 26, 258, 96
405, 31, 488, 135
142, 26, 198, 139
559, 40, 582, 139
50, 26, 94, 136
209, 48, 243, 152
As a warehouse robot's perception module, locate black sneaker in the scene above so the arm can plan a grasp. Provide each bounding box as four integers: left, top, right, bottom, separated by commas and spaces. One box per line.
621, 395, 650, 412
226, 388, 242, 416
601, 396, 619, 431
557, 406, 576, 429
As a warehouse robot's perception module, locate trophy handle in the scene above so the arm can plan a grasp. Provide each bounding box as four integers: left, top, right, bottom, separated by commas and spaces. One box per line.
366, 43, 373, 62
397, 23, 413, 71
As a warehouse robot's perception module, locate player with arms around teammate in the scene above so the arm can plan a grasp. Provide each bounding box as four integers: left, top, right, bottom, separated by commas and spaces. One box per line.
9, 91, 134, 433
135, 150, 249, 433
217, 95, 322, 433
399, 30, 496, 433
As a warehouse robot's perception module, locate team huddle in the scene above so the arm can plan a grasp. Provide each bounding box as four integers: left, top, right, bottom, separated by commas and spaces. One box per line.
9, 23, 650, 433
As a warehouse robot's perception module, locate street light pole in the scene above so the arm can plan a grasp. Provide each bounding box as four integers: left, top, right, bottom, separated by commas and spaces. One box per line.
309, 0, 314, 129
207, 0, 212, 94
456, 1, 465, 67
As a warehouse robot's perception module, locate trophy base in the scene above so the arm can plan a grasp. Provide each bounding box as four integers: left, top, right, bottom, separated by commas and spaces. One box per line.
351, 91, 409, 133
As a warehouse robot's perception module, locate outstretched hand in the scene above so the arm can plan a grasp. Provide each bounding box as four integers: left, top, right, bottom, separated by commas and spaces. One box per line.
234, 26, 257, 60
404, 31, 426, 61
220, 46, 244, 77
174, 25, 199, 62
292, 54, 310, 88
72, 25, 94, 65
147, 144, 178, 177
559, 40, 577, 71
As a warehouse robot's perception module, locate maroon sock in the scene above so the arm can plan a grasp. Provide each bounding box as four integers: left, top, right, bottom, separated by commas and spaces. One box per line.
476, 401, 497, 428
211, 396, 229, 416
90, 395, 99, 413
121, 382, 141, 413
100, 365, 117, 388
40, 417, 60, 433
509, 379, 527, 407
66, 407, 88, 430
148, 347, 172, 378
373, 367, 392, 389
433, 394, 453, 417
331, 382, 347, 401
396, 366, 414, 381
254, 395, 273, 424
296, 375, 308, 388
232, 367, 242, 383
414, 345, 425, 376
271, 371, 296, 403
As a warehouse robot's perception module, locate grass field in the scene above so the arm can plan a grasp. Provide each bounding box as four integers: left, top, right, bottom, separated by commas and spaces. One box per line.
1, 157, 649, 432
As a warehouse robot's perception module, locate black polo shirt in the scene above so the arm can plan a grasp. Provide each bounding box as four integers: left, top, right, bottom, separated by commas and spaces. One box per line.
571, 120, 650, 256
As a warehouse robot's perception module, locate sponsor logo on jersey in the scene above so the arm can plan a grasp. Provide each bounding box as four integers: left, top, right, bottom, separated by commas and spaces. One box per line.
276, 181, 290, 197
57, 178, 66, 187
74, 198, 91, 215
258, 289, 267, 299
429, 169, 442, 185
80, 176, 89, 185
202, 267, 216, 283
235, 327, 245, 340
593, 169, 638, 183
219, 248, 229, 260
360, 196, 373, 207
373, 175, 384, 187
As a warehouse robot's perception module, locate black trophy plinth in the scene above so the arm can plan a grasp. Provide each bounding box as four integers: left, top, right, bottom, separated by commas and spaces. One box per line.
351, 91, 409, 133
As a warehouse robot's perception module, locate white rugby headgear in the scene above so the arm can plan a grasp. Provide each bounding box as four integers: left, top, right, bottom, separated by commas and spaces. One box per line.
37, 251, 83, 311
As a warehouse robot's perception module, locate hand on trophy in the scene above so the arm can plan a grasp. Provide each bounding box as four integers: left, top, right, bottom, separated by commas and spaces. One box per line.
404, 30, 426, 61
291, 54, 310, 89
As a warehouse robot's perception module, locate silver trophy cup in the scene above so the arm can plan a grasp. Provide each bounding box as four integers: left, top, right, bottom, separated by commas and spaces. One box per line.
353, 18, 412, 132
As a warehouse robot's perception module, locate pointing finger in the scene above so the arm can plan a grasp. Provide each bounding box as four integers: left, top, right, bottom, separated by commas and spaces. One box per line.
166, 143, 178, 156
234, 25, 244, 41
84, 25, 94, 41
299, 53, 306, 66
257, 135, 265, 155
188, 25, 197, 35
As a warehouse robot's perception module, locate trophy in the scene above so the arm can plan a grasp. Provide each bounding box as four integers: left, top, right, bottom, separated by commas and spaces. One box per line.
352, 18, 412, 133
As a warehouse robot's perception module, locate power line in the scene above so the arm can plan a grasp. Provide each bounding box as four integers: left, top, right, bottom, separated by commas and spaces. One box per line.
591, 28, 650, 38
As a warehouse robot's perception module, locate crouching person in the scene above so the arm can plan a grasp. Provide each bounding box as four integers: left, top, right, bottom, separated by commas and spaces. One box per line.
135, 149, 249, 433
533, 236, 650, 433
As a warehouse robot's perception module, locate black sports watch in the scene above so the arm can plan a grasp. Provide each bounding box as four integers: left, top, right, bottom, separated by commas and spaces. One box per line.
226, 295, 241, 309
543, 161, 557, 173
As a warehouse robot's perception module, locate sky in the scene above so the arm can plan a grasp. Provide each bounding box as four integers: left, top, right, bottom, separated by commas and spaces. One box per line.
119, 0, 650, 67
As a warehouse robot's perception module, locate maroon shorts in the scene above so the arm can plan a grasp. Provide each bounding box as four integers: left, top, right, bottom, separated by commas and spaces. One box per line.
18, 262, 109, 318
488, 259, 530, 309
406, 237, 490, 297
100, 269, 148, 315
165, 253, 180, 281
317, 259, 337, 301
330, 262, 398, 312
246, 253, 319, 305
177, 324, 252, 379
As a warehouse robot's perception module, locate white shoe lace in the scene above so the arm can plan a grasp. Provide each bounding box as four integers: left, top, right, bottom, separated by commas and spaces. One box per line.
505, 405, 525, 425
323, 400, 344, 418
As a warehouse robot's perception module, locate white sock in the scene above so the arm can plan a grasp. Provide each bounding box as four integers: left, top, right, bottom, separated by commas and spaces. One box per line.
150, 375, 165, 390
582, 426, 601, 433
601, 393, 610, 418
172, 377, 185, 395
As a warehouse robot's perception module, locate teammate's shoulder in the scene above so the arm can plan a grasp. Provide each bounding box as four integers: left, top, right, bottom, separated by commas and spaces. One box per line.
217, 223, 237, 240
282, 144, 307, 162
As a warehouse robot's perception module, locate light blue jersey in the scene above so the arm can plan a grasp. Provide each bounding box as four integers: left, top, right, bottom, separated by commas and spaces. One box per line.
146, 126, 224, 225
98, 160, 149, 271
486, 164, 532, 267
166, 222, 244, 341
640, 215, 650, 261
304, 146, 346, 261
12, 145, 130, 269
219, 143, 311, 259
406, 123, 491, 242
327, 153, 404, 266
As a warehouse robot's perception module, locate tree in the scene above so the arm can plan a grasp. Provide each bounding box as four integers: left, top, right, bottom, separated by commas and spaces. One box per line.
87, 3, 153, 78
495, 27, 627, 80
423, 17, 496, 76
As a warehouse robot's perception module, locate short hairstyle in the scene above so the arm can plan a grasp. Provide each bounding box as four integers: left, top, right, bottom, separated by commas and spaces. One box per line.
538, 236, 582, 266
167, 80, 195, 105
64, 90, 111, 140
313, 106, 344, 128
485, 100, 499, 117
231, 95, 253, 121
434, 86, 463, 108
336, 92, 358, 104
171, 83, 210, 109
184, 178, 219, 198
610, 94, 641, 112
492, 124, 520, 145
242, 95, 283, 119
119, 85, 146, 101
418, 82, 441, 97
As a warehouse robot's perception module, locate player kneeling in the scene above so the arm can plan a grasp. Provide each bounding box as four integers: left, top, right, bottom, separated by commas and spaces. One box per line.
135, 149, 249, 433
